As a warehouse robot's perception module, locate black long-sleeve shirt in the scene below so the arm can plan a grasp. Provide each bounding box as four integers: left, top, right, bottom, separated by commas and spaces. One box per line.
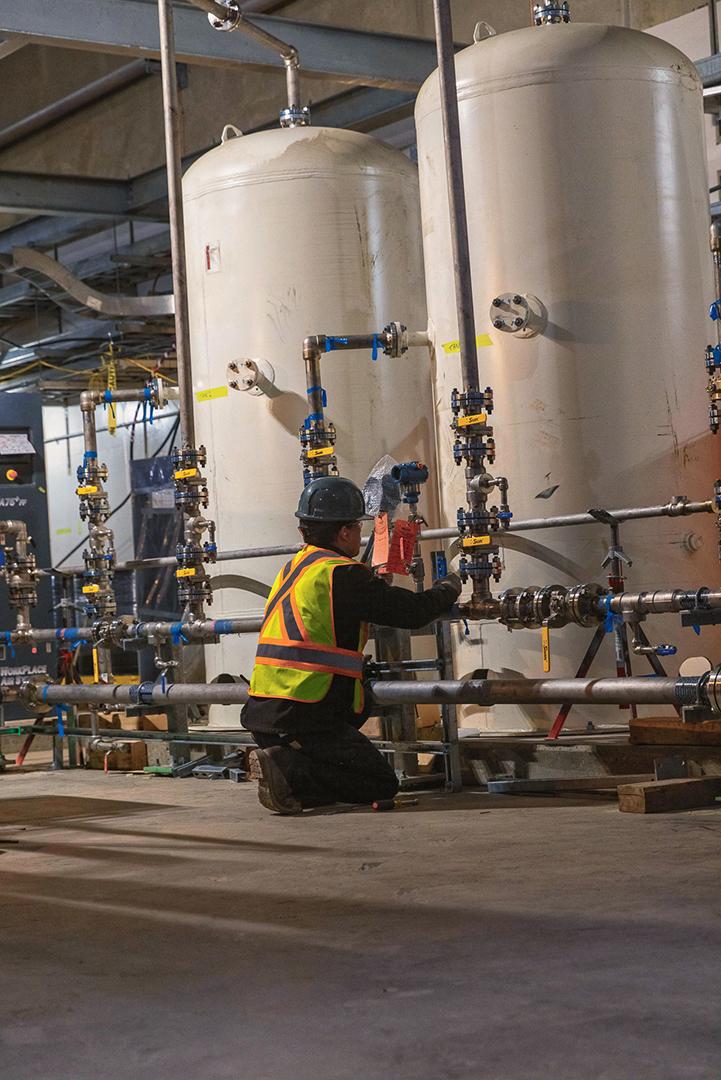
241, 560, 458, 735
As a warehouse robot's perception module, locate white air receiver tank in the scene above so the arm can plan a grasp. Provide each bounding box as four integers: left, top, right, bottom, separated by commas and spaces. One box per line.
416, 21, 718, 731
183, 126, 434, 715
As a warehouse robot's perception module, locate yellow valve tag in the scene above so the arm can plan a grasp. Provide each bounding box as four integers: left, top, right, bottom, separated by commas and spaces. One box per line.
92, 647, 100, 684
76, 485, 98, 495
82, 584, 100, 594
196, 386, 228, 403
174, 468, 198, 480
176, 567, 196, 578
461, 535, 492, 549
541, 625, 551, 673
307, 446, 335, 460
457, 412, 488, 428
442, 333, 494, 354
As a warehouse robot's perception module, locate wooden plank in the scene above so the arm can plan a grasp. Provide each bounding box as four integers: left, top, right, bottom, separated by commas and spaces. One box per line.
618, 777, 721, 814
630, 716, 721, 746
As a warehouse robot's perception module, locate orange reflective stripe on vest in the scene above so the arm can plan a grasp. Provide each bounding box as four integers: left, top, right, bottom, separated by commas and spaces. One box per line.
255, 640, 364, 679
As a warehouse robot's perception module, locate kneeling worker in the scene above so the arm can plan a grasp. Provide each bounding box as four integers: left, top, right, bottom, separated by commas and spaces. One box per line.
243, 476, 461, 814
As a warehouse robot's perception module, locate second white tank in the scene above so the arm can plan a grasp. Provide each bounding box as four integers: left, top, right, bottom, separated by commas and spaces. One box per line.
416, 21, 717, 731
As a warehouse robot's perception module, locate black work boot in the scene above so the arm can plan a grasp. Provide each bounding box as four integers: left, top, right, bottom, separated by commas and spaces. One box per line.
249, 748, 302, 815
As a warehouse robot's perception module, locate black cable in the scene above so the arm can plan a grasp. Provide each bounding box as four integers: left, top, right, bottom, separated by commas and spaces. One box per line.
49, 490, 134, 572
48, 412, 180, 573
152, 413, 180, 457
128, 401, 141, 462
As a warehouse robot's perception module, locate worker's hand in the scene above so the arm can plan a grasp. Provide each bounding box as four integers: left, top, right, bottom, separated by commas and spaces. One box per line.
438, 572, 462, 597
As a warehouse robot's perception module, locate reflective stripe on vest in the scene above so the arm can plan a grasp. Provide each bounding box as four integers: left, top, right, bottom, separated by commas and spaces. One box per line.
261, 548, 333, 630
249, 546, 367, 711
255, 641, 364, 679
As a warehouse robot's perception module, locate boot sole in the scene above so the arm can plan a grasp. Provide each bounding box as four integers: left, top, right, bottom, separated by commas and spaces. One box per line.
249, 749, 302, 815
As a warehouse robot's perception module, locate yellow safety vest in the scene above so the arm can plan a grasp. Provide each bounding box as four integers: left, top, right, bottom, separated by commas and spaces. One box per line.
249, 545, 369, 713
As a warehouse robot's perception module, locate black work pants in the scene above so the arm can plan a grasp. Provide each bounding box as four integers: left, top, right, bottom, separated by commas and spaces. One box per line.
251, 724, 399, 808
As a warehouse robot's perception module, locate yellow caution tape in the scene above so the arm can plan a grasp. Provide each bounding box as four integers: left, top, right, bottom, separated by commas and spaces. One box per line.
174, 468, 198, 480
82, 584, 100, 594
76, 485, 98, 495
442, 333, 494, 354
541, 625, 551, 673
457, 412, 488, 428
307, 446, 335, 460
176, 567, 196, 578
195, 386, 228, 403
461, 535, 492, 549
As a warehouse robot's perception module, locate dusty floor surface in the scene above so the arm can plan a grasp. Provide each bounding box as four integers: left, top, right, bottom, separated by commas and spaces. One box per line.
0, 767, 719, 1080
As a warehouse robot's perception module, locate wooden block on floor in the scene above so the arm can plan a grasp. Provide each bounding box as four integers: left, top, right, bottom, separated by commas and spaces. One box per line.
630, 716, 721, 746
618, 777, 721, 814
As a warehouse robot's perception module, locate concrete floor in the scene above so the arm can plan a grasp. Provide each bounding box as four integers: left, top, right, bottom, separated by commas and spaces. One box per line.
0, 768, 719, 1080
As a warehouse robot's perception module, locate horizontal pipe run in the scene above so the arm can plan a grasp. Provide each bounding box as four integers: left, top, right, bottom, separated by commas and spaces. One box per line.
39, 683, 250, 706
130, 616, 264, 640
19, 589, 721, 647
48, 498, 713, 576
28, 676, 701, 711
369, 677, 692, 708
12, 725, 447, 756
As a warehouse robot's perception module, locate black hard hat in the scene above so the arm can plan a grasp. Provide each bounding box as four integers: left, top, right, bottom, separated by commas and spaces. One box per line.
295, 476, 370, 522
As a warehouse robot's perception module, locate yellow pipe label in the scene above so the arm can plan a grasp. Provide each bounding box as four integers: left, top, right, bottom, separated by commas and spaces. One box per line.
442, 333, 494, 353
542, 625, 551, 673
174, 468, 198, 480
307, 446, 335, 460
176, 567, 196, 578
461, 535, 492, 548
457, 412, 488, 428
76, 485, 98, 495
92, 648, 100, 684
196, 386, 228, 403
82, 584, 100, 594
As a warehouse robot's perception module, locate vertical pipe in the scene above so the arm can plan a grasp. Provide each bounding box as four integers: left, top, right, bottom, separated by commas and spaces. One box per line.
303, 340, 325, 423
285, 56, 301, 112
81, 402, 97, 458
157, 0, 196, 447
710, 0, 720, 55
711, 222, 721, 346
432, 0, 479, 393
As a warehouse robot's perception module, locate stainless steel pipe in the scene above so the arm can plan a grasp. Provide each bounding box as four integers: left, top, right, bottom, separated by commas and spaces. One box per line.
49, 498, 713, 576
432, 0, 479, 394
158, 0, 195, 447
28, 675, 703, 711
369, 677, 695, 708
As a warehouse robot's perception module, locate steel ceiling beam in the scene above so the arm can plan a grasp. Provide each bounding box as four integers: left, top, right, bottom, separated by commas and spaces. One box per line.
0, 0, 441, 91
0, 171, 131, 218
0, 87, 415, 240
0, 36, 28, 59
129, 86, 416, 211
